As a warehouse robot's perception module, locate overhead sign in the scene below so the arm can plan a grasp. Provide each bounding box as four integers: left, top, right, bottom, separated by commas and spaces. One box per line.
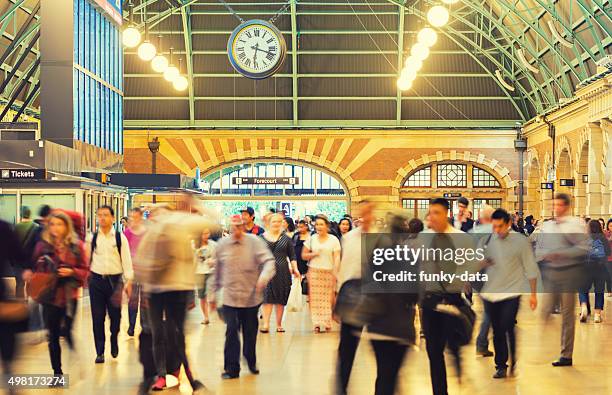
91, 0, 123, 26
1, 169, 46, 180
443, 193, 462, 198
279, 202, 292, 216
233, 177, 299, 185
559, 178, 575, 187
541, 182, 554, 190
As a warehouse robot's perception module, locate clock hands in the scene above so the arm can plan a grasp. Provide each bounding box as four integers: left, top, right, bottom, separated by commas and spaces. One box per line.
250, 45, 275, 57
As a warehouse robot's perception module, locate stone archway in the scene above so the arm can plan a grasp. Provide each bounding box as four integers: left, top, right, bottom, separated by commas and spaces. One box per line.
575, 141, 589, 215
556, 147, 574, 212
526, 153, 542, 219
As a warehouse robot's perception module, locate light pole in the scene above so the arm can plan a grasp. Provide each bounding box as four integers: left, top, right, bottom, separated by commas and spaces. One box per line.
148, 137, 160, 203
514, 124, 527, 220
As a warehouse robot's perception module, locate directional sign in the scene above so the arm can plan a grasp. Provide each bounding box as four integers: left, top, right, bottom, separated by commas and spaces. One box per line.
443, 193, 462, 198
1, 169, 46, 180
280, 202, 292, 216
233, 177, 299, 185
541, 182, 553, 190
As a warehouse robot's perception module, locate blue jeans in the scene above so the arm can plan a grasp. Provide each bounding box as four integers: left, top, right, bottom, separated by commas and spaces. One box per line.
476, 310, 491, 351
579, 262, 606, 310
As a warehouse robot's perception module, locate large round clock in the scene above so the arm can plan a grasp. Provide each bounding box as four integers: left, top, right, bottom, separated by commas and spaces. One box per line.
227, 19, 287, 80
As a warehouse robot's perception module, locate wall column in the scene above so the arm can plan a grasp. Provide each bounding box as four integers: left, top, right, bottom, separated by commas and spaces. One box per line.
586, 122, 605, 217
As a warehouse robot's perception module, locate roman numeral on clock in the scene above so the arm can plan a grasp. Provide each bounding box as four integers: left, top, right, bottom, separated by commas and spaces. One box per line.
266, 38, 274, 44
266, 52, 274, 61
245, 31, 252, 38
254, 29, 260, 37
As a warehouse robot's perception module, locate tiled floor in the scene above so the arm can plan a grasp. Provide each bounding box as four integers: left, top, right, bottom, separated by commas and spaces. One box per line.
8, 296, 612, 394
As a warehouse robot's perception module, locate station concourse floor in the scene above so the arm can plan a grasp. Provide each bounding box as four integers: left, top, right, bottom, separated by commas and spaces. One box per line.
10, 297, 612, 395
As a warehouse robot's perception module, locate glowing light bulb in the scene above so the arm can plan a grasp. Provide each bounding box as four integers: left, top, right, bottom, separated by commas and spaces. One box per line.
173, 75, 189, 91
151, 55, 169, 73
122, 26, 141, 48
137, 41, 156, 61
397, 76, 413, 91
401, 68, 417, 82
411, 43, 430, 61
163, 65, 179, 82
404, 56, 423, 72
418, 27, 438, 47
427, 5, 450, 27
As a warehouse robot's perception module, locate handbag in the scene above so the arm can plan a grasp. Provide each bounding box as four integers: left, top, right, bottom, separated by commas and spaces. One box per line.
334, 279, 386, 327
27, 272, 58, 304
0, 300, 29, 323
286, 278, 303, 312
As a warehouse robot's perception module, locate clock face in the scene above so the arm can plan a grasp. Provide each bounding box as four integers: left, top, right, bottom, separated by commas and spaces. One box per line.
228, 20, 286, 79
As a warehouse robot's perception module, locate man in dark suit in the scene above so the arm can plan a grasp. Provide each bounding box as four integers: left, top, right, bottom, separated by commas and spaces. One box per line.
449, 197, 474, 232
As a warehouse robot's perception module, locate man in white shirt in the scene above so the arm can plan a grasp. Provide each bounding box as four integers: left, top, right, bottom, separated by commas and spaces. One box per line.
88, 205, 133, 364
480, 208, 538, 379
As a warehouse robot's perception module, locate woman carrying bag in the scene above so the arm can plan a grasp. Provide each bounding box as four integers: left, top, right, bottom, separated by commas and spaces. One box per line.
31, 211, 89, 380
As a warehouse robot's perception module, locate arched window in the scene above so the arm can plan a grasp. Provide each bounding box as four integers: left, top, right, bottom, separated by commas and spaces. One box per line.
201, 161, 346, 197
404, 167, 431, 187
473, 166, 501, 187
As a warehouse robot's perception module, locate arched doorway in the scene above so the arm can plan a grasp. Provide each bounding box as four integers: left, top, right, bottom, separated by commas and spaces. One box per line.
526, 156, 542, 219
556, 148, 574, 212
199, 160, 350, 223
400, 161, 507, 221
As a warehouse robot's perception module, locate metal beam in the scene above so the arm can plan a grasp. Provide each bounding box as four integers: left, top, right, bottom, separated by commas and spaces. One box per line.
290, 0, 298, 125
0, 0, 28, 26
180, 1, 195, 125
125, 96, 522, 101
124, 119, 522, 129
125, 73, 492, 78
395, 2, 405, 124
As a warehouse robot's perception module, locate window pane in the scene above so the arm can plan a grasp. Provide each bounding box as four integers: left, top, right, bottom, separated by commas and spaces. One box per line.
404, 167, 431, 187
437, 164, 467, 187
473, 166, 501, 187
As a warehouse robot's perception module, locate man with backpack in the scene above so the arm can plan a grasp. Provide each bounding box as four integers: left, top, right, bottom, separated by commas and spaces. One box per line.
88, 205, 133, 364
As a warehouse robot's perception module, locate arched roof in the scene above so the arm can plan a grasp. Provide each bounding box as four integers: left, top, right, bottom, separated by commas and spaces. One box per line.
1, 0, 610, 126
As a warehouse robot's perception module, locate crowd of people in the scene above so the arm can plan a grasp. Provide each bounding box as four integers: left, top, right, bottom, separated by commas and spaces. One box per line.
0, 192, 610, 395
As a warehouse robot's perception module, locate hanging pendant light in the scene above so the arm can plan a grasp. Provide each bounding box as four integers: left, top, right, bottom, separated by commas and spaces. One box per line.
164, 47, 179, 82
123, 2, 141, 47
411, 43, 430, 61
138, 41, 156, 61
427, 6, 450, 27
151, 35, 168, 72
404, 57, 423, 73
417, 27, 438, 47
137, 0, 156, 60
173, 58, 189, 90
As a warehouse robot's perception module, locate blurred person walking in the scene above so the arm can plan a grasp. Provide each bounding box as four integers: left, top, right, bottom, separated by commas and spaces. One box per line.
194, 228, 217, 325
209, 214, 276, 379
480, 209, 538, 378
302, 215, 341, 333
0, 220, 26, 380
260, 213, 299, 333
88, 205, 133, 363
136, 204, 212, 391
124, 207, 147, 337
420, 198, 478, 395
535, 193, 588, 367
578, 220, 610, 323
335, 200, 376, 394
32, 211, 89, 380
471, 205, 495, 358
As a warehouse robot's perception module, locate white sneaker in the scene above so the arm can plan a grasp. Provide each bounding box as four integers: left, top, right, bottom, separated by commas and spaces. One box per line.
594, 313, 602, 323
579, 305, 588, 323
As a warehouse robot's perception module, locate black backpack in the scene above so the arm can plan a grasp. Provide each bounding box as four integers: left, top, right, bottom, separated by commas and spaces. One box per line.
90, 231, 122, 263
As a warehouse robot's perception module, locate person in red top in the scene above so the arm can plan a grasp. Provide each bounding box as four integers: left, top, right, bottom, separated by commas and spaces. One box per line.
241, 207, 264, 236
32, 211, 89, 379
